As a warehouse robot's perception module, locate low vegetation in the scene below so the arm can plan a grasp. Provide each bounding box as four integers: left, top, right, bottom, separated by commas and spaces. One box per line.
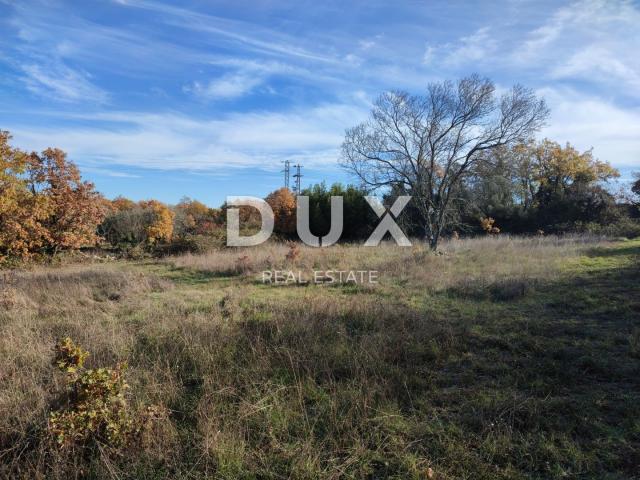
1, 235, 638, 479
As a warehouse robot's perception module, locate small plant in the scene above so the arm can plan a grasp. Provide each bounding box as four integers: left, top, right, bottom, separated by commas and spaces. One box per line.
235, 254, 251, 273
480, 217, 500, 234
124, 243, 147, 260
285, 242, 300, 263
54, 337, 90, 373
48, 338, 167, 449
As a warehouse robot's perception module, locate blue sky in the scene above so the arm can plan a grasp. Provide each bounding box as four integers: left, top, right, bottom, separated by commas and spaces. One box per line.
1, 0, 639, 207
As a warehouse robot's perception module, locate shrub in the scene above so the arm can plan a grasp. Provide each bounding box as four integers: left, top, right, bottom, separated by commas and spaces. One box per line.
48, 338, 168, 449
123, 243, 149, 260
578, 219, 640, 239
101, 206, 151, 246
480, 217, 500, 234
159, 234, 225, 255
101, 200, 175, 248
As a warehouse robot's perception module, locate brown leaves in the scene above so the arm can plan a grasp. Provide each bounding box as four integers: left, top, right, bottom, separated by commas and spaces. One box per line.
480, 217, 500, 234
0, 131, 107, 259
266, 187, 296, 235
35, 148, 107, 251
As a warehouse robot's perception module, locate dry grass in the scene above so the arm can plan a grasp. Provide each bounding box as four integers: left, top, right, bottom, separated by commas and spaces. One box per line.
167, 241, 395, 275
0, 234, 637, 479
169, 234, 606, 294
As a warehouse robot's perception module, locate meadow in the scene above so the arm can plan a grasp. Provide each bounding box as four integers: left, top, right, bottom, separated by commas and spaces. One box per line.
0, 235, 638, 479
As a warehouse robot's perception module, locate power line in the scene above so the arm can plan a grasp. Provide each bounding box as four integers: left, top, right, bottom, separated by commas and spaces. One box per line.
282, 160, 291, 189
292, 164, 303, 194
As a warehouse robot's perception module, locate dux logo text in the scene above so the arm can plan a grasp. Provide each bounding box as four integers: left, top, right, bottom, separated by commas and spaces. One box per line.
226, 195, 412, 247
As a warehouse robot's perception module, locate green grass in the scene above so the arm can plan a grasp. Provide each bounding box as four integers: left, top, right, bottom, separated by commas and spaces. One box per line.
0, 237, 638, 479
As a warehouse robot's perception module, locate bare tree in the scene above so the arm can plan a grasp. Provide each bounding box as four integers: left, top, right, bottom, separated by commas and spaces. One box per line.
341, 75, 549, 249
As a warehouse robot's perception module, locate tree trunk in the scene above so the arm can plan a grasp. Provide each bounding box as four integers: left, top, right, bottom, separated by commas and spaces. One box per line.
429, 232, 439, 251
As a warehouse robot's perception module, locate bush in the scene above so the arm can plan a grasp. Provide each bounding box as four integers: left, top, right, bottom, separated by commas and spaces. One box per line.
565, 219, 640, 239
158, 234, 225, 255
101, 201, 175, 248
101, 207, 153, 246
122, 243, 149, 260
48, 338, 168, 449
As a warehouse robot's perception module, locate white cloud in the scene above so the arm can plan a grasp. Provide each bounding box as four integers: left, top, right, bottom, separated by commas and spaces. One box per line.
448, 27, 496, 64
539, 87, 640, 168
20, 63, 108, 104
185, 73, 265, 100
422, 45, 435, 64
9, 101, 369, 171
516, 0, 640, 96
419, 27, 497, 68
550, 45, 640, 92
183, 59, 331, 100
358, 39, 376, 50
112, 0, 337, 64
81, 166, 141, 178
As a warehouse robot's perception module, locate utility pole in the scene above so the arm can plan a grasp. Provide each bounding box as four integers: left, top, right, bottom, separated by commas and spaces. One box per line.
293, 164, 303, 194
282, 160, 291, 189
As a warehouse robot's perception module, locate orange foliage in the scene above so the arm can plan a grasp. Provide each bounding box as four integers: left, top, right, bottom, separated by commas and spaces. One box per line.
33, 148, 107, 251
177, 198, 210, 218
480, 217, 500, 234
138, 200, 174, 244
175, 197, 219, 236
265, 188, 296, 235
0, 132, 50, 259
111, 196, 136, 212
0, 131, 106, 259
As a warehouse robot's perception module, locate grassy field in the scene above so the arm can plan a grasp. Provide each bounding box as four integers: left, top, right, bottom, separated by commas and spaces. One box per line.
1, 235, 639, 479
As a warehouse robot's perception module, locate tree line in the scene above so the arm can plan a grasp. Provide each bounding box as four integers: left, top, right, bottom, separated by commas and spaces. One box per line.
2, 75, 639, 261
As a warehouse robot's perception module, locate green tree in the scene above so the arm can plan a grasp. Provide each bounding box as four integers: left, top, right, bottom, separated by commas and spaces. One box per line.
299, 183, 376, 240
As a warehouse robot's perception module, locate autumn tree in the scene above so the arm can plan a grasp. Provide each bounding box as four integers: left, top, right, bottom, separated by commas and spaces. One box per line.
102, 199, 178, 247
138, 200, 174, 244
265, 188, 296, 235
0, 132, 106, 259
111, 196, 137, 212
0, 131, 50, 259
522, 141, 617, 227
29, 148, 107, 253
464, 139, 620, 232
174, 197, 219, 236
530, 140, 619, 194
341, 74, 549, 249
